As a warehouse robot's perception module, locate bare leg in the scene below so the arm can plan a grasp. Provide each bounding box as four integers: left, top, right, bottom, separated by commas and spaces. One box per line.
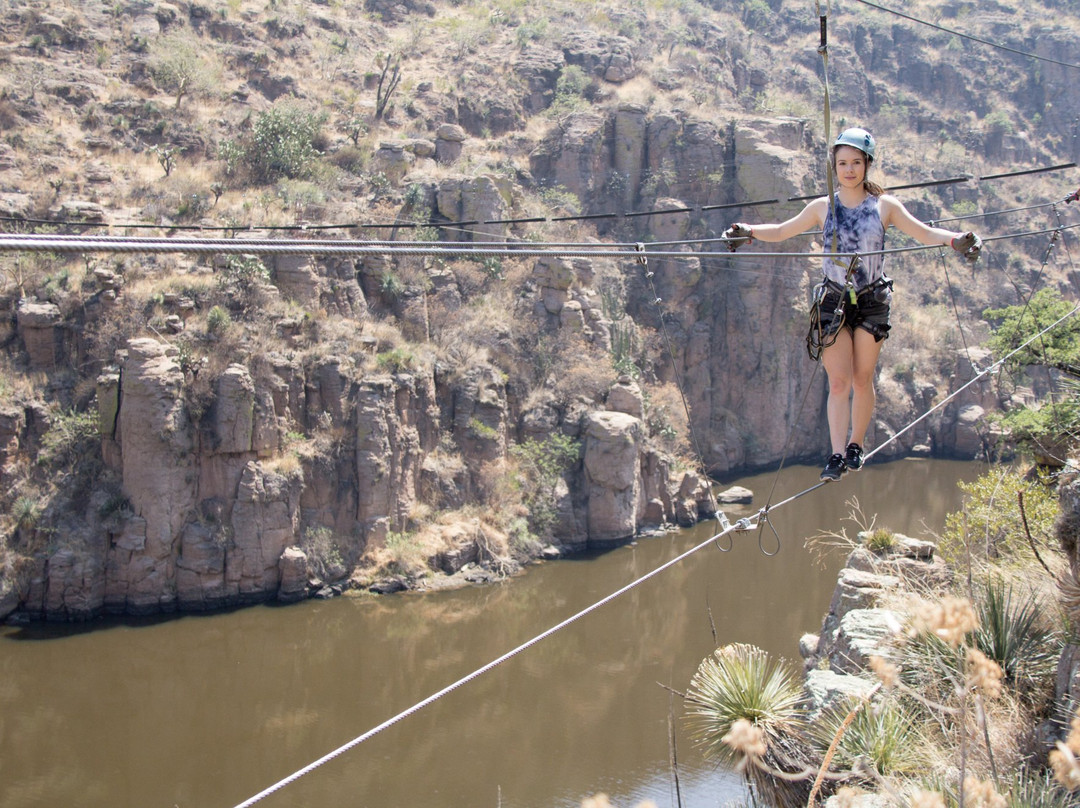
821, 328, 854, 455
849, 327, 883, 448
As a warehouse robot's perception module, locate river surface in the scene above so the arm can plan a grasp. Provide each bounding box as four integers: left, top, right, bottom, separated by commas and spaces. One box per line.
0, 459, 985, 808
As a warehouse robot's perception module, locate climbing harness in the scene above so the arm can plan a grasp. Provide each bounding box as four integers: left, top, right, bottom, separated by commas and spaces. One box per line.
805, 255, 867, 361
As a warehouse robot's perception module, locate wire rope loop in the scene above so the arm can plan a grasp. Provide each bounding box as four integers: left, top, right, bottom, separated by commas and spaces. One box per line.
712, 530, 733, 553
757, 509, 782, 557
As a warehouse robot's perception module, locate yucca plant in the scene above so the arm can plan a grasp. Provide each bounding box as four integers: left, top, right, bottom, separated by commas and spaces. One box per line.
972, 577, 1060, 695
1005, 767, 1080, 807
686, 643, 811, 808
809, 697, 928, 778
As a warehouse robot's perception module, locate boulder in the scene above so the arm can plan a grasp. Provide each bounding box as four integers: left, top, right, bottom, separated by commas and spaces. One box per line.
584, 411, 645, 545
607, 378, 644, 420
827, 608, 902, 675
435, 124, 466, 163
277, 546, 310, 603
804, 669, 877, 721
16, 299, 62, 369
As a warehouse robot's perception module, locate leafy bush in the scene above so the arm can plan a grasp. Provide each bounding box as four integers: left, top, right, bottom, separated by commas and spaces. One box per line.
39, 409, 98, 470
510, 433, 580, 537
220, 255, 270, 288
301, 526, 344, 581
147, 31, 219, 108
376, 348, 415, 373
939, 468, 1058, 566
984, 288, 1080, 380
221, 105, 326, 184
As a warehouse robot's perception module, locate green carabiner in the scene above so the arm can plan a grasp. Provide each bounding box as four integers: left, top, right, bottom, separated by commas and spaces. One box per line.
847, 284, 857, 305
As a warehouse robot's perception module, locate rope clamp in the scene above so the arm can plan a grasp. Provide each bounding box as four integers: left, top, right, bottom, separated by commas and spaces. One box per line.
634, 242, 648, 267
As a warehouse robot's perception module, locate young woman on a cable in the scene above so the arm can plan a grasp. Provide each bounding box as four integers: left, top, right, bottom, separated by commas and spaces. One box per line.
723, 127, 982, 481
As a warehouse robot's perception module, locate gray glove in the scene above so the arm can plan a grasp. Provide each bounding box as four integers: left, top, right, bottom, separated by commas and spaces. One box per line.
723, 223, 754, 252
951, 231, 982, 263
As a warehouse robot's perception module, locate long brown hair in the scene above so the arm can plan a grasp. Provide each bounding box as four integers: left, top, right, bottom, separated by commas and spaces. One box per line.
831, 147, 884, 197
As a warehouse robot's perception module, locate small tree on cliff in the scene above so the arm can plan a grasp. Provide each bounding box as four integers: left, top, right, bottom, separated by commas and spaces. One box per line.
984, 288, 1080, 462
510, 433, 580, 539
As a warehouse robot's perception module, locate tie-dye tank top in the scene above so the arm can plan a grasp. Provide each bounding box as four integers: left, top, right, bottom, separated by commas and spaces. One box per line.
821, 193, 885, 290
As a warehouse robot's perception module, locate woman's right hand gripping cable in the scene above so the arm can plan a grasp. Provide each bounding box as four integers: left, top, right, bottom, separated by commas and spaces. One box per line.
722, 223, 754, 252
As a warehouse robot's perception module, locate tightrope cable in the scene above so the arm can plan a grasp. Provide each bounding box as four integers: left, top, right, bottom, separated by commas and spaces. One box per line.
230, 299, 1080, 808
230, 517, 747, 808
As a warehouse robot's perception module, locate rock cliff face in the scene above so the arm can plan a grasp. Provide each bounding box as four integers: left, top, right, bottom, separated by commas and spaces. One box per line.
3, 0, 1064, 621
2, 255, 717, 619
0, 110, 1006, 621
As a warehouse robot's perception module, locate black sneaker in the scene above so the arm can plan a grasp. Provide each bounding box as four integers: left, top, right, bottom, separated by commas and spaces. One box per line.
820, 453, 847, 481
844, 442, 864, 471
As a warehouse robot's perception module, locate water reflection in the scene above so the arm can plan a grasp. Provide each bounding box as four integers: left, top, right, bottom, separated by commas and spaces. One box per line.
0, 460, 984, 808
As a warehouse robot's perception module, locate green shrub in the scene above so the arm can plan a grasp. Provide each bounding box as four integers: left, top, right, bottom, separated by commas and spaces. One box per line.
39, 409, 98, 470
13, 495, 42, 532
221, 105, 326, 184
301, 526, 344, 581
376, 348, 416, 373
510, 433, 580, 537
1005, 767, 1078, 807
220, 255, 269, 288
939, 469, 1058, 566
864, 527, 897, 553
206, 305, 232, 334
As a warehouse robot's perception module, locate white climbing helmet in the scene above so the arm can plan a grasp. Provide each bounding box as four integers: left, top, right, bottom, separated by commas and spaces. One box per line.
834, 127, 876, 160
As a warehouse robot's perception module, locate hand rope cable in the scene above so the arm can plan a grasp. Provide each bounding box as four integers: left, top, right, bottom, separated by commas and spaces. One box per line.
3, 223, 1076, 258
1, 162, 1072, 238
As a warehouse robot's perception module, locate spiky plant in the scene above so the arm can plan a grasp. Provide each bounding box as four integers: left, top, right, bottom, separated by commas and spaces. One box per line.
809, 697, 928, 779
1005, 766, 1079, 807
972, 577, 1060, 695
686, 643, 811, 808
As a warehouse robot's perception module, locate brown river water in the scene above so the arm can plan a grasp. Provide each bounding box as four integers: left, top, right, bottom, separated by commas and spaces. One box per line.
0, 459, 985, 808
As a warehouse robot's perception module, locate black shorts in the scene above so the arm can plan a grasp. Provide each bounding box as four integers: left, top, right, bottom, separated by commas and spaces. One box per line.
818, 286, 891, 342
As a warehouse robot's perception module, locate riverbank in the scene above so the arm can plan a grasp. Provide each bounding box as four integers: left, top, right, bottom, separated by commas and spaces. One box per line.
0, 459, 984, 808
688, 461, 1078, 807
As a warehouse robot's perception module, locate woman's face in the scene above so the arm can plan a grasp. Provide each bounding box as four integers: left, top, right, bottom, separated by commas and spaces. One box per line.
834, 145, 867, 188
